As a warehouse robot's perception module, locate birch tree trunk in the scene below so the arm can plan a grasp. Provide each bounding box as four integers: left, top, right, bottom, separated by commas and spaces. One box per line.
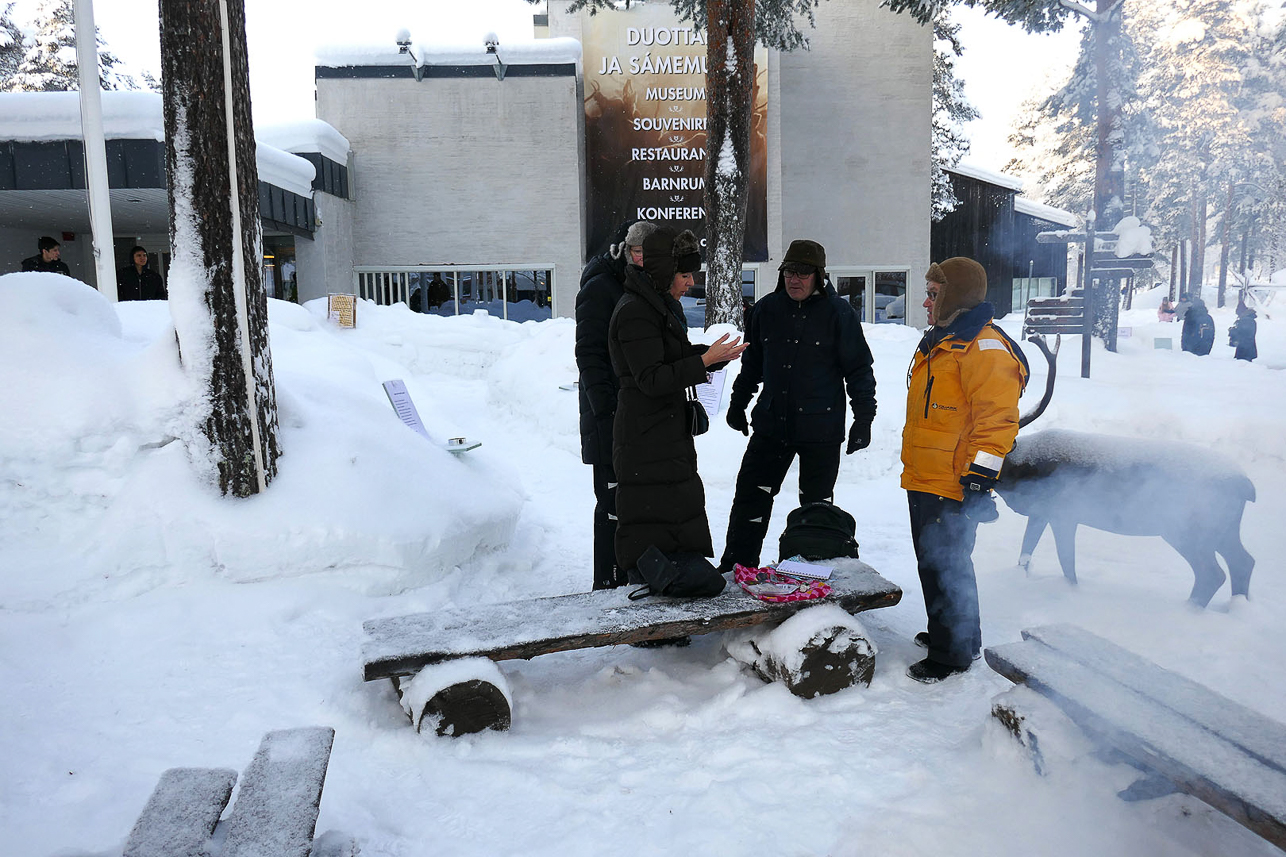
703, 0, 754, 330
159, 0, 281, 497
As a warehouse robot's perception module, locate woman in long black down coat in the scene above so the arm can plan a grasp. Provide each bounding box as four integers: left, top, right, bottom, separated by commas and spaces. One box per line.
608, 226, 746, 576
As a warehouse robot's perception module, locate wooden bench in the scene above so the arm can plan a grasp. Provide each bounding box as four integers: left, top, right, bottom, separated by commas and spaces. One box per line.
364, 559, 901, 736
122, 727, 350, 857
985, 624, 1286, 849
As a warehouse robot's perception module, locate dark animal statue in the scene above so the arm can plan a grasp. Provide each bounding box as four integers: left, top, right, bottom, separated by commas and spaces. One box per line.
995, 337, 1256, 608
997, 431, 1256, 608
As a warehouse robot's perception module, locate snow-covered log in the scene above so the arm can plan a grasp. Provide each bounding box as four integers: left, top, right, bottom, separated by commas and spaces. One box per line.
724, 604, 877, 698
159, 0, 280, 497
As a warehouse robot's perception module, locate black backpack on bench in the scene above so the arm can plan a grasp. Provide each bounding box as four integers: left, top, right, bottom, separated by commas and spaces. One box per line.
778, 501, 860, 562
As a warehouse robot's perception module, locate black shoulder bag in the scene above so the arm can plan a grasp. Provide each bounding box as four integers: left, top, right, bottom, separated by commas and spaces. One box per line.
686, 388, 710, 436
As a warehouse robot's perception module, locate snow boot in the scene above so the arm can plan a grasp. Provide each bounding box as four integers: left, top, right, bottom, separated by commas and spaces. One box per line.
906, 657, 969, 684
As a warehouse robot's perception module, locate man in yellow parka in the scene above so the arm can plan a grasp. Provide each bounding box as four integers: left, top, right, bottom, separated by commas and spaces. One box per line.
901, 257, 1028, 683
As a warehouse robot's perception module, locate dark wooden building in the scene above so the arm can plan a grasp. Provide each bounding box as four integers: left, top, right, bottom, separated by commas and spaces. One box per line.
931, 164, 1076, 316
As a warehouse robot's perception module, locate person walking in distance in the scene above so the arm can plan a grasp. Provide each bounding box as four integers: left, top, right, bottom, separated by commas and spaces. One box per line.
902, 258, 1029, 683
719, 239, 876, 573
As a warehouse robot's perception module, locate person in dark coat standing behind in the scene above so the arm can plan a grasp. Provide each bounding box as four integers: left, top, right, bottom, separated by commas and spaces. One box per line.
116, 246, 166, 301
575, 219, 656, 590
21, 236, 71, 275
608, 226, 746, 577
1229, 306, 1257, 362
1181, 297, 1215, 356
719, 239, 876, 572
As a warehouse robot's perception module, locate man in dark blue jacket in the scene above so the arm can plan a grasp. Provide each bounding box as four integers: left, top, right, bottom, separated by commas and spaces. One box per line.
575, 219, 656, 590
719, 239, 877, 571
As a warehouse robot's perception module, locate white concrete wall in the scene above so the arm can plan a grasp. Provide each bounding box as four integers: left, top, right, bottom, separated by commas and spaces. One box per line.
296, 191, 355, 304
315, 71, 583, 317
778, 3, 932, 328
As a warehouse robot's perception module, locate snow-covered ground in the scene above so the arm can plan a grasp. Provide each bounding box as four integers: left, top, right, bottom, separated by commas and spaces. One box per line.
3, 272, 1284, 857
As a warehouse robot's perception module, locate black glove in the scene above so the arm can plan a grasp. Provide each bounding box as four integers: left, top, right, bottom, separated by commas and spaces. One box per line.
726, 407, 749, 436
846, 421, 872, 455
960, 472, 999, 522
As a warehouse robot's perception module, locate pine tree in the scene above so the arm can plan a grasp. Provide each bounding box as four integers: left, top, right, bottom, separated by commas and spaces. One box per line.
160, 0, 281, 497
931, 12, 978, 221
7, 0, 139, 92
0, 3, 26, 84
886, 0, 1130, 230
1132, 0, 1274, 300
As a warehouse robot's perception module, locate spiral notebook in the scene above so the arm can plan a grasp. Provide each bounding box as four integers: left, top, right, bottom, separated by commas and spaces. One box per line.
774, 559, 834, 581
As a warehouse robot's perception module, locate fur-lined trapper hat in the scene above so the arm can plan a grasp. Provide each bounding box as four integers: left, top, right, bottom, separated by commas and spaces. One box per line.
641, 226, 701, 291
928, 257, 987, 326
610, 220, 658, 260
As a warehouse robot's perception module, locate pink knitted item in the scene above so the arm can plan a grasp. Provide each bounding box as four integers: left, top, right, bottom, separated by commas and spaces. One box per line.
734, 564, 833, 603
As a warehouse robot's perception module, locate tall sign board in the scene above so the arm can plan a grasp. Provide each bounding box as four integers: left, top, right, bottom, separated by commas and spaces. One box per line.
582, 5, 768, 262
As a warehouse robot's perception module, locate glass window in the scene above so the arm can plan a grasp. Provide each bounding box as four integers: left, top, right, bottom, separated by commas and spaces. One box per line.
837, 274, 868, 321
873, 271, 906, 323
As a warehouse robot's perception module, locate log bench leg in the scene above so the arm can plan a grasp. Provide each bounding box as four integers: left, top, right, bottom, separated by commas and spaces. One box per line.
395, 657, 512, 737
725, 605, 877, 698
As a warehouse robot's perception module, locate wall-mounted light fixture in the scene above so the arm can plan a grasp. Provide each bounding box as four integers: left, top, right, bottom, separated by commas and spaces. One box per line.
484, 32, 506, 81
396, 28, 423, 82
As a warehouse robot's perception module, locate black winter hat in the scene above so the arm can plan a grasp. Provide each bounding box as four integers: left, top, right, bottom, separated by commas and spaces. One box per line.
641, 226, 701, 292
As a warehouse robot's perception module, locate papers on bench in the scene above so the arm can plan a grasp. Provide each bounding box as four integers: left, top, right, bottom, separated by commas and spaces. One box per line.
775, 558, 834, 580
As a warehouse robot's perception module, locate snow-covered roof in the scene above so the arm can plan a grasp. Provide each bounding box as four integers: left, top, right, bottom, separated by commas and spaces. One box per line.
1015, 196, 1078, 227
256, 143, 315, 198
256, 119, 351, 164
315, 36, 581, 69
948, 160, 1024, 193
0, 91, 166, 141
0, 91, 317, 197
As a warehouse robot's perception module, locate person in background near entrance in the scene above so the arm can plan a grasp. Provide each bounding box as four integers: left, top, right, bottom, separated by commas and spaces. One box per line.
425, 273, 451, 310
21, 236, 71, 275
1157, 296, 1176, 322
719, 239, 876, 573
116, 246, 166, 301
902, 258, 1029, 683
575, 218, 656, 590
1181, 297, 1215, 356
1229, 304, 1257, 362
609, 225, 746, 583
